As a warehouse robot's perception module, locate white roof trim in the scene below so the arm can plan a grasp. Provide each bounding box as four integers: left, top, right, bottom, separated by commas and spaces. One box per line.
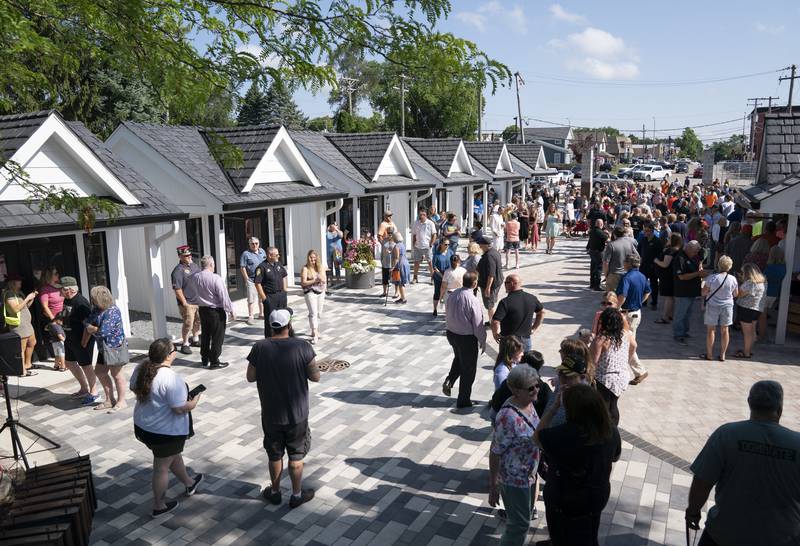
536, 147, 548, 170
373, 134, 417, 181
11, 114, 141, 206
241, 126, 321, 193
495, 145, 513, 173
447, 140, 475, 177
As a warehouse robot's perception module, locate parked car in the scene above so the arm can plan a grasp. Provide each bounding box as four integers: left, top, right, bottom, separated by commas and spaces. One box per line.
571, 165, 582, 178
633, 164, 668, 181
557, 170, 574, 183
618, 166, 638, 179
593, 173, 620, 183
676, 162, 689, 173
693, 166, 704, 178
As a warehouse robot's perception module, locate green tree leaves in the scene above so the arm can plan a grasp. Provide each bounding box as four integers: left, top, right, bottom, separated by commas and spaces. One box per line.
675, 128, 703, 161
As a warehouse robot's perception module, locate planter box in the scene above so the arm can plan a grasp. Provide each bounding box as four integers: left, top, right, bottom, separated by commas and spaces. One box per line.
345, 269, 376, 289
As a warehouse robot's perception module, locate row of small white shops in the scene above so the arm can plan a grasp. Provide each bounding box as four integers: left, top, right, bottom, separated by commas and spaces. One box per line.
0, 110, 553, 340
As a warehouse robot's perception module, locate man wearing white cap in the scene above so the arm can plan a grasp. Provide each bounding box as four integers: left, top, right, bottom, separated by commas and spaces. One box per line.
246, 309, 320, 509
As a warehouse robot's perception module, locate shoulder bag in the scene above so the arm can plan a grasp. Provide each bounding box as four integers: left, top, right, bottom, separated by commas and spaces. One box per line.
703, 273, 729, 305
2, 292, 21, 327
98, 309, 129, 365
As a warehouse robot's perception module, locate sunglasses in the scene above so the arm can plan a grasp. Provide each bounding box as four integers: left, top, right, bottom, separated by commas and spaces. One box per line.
527, 384, 540, 392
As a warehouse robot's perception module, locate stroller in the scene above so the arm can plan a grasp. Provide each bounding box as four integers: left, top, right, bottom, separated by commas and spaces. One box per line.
572, 219, 590, 236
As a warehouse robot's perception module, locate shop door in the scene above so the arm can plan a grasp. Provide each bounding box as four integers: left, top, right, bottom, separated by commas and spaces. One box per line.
224, 213, 266, 300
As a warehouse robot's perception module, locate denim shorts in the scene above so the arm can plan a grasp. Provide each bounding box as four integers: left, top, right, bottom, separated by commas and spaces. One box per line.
704, 304, 733, 327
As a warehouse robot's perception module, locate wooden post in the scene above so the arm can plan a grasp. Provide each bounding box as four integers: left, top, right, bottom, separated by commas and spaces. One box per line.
776, 213, 797, 344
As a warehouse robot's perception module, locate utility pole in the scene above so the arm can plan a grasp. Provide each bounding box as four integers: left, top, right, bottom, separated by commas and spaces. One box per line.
514, 72, 525, 143
779, 64, 798, 110
768, 96, 779, 113
339, 77, 360, 115
477, 84, 483, 141
399, 74, 409, 137
743, 112, 748, 159
642, 124, 647, 158
652, 117, 656, 159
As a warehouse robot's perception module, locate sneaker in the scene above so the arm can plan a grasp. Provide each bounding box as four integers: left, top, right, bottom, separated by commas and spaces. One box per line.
246, 317, 255, 326
289, 489, 315, 509
442, 380, 452, 397
208, 362, 229, 370
152, 500, 179, 517
190, 339, 201, 348
185, 474, 203, 497
81, 394, 101, 406
180, 345, 192, 355
261, 485, 282, 505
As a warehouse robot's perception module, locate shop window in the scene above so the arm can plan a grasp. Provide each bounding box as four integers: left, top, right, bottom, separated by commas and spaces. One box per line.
185, 218, 204, 260
272, 208, 287, 265
83, 232, 109, 289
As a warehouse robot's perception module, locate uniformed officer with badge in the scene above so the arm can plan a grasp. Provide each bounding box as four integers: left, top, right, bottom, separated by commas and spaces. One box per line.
254, 246, 288, 337
171, 245, 201, 354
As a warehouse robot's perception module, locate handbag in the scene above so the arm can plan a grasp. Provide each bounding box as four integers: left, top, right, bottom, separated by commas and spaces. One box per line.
703, 273, 729, 305
391, 269, 401, 282
2, 292, 20, 327
102, 340, 129, 365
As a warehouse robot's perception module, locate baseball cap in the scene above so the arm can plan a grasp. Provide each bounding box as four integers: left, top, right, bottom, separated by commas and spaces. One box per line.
556, 355, 588, 377
269, 309, 292, 328
177, 245, 192, 256
474, 235, 490, 245
60, 276, 79, 289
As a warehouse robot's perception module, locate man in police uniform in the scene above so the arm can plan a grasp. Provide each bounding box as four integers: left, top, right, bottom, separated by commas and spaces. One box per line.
255, 246, 288, 338
171, 245, 201, 354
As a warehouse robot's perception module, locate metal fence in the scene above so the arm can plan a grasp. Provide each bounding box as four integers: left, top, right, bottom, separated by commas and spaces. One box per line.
712, 161, 757, 187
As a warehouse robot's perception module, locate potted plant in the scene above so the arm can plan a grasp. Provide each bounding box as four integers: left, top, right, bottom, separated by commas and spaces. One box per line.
343, 238, 378, 289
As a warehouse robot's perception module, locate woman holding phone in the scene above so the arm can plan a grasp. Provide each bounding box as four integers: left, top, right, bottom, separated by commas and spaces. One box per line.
131, 338, 204, 517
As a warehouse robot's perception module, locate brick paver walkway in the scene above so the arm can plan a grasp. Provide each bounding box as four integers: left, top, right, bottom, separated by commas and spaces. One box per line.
3, 237, 799, 545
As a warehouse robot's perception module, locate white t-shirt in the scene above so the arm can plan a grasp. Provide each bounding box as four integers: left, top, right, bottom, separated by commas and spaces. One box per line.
411, 219, 437, 249
704, 272, 738, 307
442, 266, 466, 292
130, 365, 189, 436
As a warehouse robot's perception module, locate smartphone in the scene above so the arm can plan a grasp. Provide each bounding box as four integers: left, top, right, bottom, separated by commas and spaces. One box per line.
187, 384, 206, 400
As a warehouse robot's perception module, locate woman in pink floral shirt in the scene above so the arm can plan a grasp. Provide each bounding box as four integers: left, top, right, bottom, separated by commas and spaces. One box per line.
489, 366, 541, 546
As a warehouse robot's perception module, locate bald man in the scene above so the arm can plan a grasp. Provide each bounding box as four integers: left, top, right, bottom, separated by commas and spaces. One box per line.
491, 274, 545, 352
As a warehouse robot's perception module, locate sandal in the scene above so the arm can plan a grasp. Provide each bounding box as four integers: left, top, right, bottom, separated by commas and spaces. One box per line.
23, 371, 38, 377
734, 350, 752, 359
94, 401, 114, 411
699, 353, 712, 361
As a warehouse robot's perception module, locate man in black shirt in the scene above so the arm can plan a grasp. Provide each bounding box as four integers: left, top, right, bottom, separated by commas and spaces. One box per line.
475, 236, 504, 322
60, 276, 98, 405
246, 309, 320, 509
586, 201, 607, 226
638, 222, 663, 308
587, 219, 608, 290
672, 241, 708, 343
255, 247, 288, 338
491, 274, 545, 352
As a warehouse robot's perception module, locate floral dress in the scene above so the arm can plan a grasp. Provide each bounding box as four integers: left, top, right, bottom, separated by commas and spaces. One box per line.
88, 305, 126, 349
491, 401, 541, 488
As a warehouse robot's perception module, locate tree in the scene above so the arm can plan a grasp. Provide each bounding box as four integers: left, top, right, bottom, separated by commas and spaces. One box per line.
675, 128, 703, 160
263, 81, 306, 128
502, 124, 519, 142
237, 82, 269, 125
712, 134, 746, 161
307, 116, 334, 131
2, 0, 455, 130
333, 111, 385, 133
364, 33, 508, 139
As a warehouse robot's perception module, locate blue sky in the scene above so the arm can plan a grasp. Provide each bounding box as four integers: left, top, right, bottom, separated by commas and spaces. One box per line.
293, 0, 800, 143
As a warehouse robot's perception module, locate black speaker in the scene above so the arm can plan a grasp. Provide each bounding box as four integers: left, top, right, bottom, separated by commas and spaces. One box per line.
0, 331, 23, 376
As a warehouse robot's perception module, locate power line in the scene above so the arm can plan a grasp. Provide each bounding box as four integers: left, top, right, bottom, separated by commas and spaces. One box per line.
520, 68, 785, 88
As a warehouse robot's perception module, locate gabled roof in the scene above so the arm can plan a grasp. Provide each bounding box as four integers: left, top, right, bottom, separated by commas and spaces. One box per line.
463, 141, 505, 172
202, 125, 281, 191
0, 110, 53, 161
740, 176, 800, 208
523, 126, 572, 141
117, 122, 343, 208
401, 139, 488, 188
325, 132, 396, 180
403, 138, 462, 177
510, 155, 533, 178
756, 112, 800, 185
289, 130, 368, 187
506, 144, 544, 171
0, 114, 186, 235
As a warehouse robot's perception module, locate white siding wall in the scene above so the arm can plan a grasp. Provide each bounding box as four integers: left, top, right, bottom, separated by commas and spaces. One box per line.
290, 201, 326, 274
449, 187, 466, 230
384, 190, 412, 242
1, 138, 107, 201
123, 223, 186, 318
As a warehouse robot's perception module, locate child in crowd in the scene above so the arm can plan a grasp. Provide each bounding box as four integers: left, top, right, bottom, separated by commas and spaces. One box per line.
48, 312, 67, 372
493, 336, 523, 390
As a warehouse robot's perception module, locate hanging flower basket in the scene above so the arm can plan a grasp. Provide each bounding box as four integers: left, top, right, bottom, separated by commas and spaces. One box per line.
343, 239, 378, 289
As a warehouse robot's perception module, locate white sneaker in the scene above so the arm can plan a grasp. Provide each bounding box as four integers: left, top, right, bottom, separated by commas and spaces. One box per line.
246, 317, 254, 325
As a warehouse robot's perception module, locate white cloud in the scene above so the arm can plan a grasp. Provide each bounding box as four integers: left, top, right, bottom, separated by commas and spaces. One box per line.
549, 27, 640, 80
455, 11, 488, 33
755, 22, 785, 35
455, 2, 527, 35
549, 4, 587, 25
236, 44, 281, 68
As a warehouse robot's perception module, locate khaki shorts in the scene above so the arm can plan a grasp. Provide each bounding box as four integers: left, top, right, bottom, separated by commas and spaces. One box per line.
605, 273, 621, 292
246, 278, 259, 304
180, 303, 200, 337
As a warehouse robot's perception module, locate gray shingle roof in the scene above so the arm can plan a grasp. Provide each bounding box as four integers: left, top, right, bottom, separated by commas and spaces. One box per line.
506, 144, 543, 171
289, 130, 368, 188
0, 116, 186, 234
123, 122, 343, 207
510, 155, 533, 178
401, 139, 488, 188
741, 176, 800, 207
758, 113, 800, 185
523, 126, 571, 140
201, 125, 280, 191
0, 110, 53, 161
402, 138, 462, 177
325, 133, 395, 180
463, 141, 507, 172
